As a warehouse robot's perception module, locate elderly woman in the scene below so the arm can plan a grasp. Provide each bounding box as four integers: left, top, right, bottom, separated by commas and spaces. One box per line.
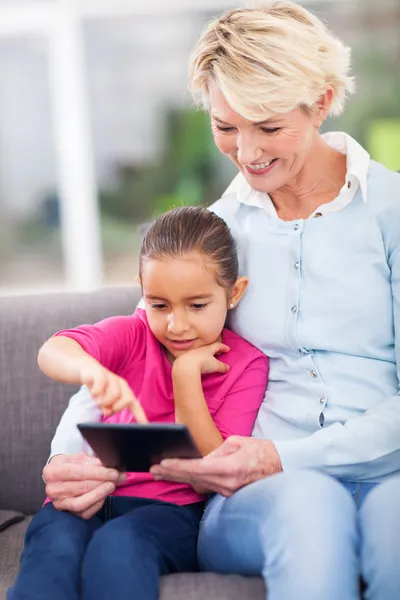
38, 2, 400, 599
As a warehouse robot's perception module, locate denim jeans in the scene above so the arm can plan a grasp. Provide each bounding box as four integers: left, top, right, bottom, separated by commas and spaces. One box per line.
198, 471, 400, 600
8, 497, 204, 600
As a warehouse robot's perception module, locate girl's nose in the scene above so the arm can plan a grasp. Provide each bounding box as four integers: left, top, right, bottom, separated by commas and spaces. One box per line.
167, 311, 190, 335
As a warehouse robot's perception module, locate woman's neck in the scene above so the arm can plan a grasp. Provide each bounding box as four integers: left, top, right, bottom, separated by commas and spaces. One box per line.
270, 137, 347, 221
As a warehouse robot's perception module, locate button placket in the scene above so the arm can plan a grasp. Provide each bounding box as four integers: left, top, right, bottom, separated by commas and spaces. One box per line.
285, 219, 303, 351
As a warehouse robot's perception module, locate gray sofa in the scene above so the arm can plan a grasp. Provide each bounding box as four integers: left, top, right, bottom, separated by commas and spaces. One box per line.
0, 286, 265, 599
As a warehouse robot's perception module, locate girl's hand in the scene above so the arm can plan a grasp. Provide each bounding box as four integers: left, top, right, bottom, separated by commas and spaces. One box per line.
79, 360, 148, 423
173, 342, 230, 376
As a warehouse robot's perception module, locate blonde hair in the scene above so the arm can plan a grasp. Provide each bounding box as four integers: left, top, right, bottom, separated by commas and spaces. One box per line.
188, 1, 355, 119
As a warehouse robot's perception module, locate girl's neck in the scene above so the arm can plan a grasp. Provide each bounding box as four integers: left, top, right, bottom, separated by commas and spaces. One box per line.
270, 136, 347, 221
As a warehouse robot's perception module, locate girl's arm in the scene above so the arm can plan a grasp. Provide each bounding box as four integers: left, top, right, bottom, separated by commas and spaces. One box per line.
38, 316, 147, 421
172, 343, 268, 456
38, 336, 98, 384
173, 364, 223, 456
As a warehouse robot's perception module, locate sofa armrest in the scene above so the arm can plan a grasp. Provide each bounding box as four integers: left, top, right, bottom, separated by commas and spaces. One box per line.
0, 511, 25, 533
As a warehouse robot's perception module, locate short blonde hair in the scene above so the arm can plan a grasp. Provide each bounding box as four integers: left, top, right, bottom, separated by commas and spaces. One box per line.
188, 1, 355, 119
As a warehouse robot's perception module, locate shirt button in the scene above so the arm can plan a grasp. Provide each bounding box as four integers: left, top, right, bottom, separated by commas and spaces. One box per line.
291, 305, 298, 313
319, 397, 325, 404
314, 212, 323, 218
293, 224, 299, 231
347, 181, 352, 189
311, 370, 318, 378
294, 262, 300, 270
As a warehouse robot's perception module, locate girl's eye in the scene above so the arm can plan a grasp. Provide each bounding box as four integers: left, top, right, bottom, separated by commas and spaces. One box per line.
260, 127, 281, 134
215, 124, 236, 133
191, 303, 207, 310
151, 304, 167, 310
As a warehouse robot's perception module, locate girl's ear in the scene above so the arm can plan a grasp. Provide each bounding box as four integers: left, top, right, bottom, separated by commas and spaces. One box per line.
229, 276, 249, 309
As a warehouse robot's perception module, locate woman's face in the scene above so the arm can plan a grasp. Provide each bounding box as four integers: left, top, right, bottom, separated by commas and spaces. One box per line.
208, 81, 321, 195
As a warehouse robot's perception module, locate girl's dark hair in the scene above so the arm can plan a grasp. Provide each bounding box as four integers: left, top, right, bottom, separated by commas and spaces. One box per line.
139, 206, 238, 289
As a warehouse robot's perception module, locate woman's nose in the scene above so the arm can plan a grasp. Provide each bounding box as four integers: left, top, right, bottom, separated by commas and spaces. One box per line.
236, 133, 263, 166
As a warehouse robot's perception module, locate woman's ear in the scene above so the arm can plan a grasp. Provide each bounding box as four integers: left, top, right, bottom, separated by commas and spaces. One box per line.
135, 275, 141, 286
229, 276, 249, 309
313, 86, 334, 128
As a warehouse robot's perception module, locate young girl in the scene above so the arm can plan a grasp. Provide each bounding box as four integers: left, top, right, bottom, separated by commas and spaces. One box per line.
9, 207, 268, 600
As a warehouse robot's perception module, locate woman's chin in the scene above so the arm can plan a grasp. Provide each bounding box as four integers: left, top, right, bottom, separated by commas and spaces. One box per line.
242, 172, 284, 195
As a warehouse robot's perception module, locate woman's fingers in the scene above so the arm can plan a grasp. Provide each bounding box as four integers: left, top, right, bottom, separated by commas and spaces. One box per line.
205, 437, 242, 459
78, 498, 107, 521
54, 481, 115, 514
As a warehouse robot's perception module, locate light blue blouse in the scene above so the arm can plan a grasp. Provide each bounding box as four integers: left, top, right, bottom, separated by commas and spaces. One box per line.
212, 154, 400, 482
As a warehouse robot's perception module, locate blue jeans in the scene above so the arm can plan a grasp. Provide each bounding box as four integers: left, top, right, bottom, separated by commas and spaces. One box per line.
8, 497, 204, 600
198, 471, 400, 600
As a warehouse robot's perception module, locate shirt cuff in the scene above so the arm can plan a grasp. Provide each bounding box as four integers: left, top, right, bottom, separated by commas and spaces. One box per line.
273, 435, 326, 472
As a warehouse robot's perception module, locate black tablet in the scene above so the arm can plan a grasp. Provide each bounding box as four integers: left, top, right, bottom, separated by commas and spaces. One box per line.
77, 422, 201, 472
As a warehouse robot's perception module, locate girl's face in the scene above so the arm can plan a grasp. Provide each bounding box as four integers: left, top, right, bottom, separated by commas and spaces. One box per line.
208, 81, 324, 195
141, 252, 246, 362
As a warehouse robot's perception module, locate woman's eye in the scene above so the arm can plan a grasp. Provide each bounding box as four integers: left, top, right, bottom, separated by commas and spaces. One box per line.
151, 304, 167, 310
260, 127, 281, 134
215, 125, 236, 133
191, 303, 207, 310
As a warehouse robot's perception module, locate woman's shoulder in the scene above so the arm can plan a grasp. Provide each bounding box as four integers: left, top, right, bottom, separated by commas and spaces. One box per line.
366, 161, 400, 212
221, 327, 267, 366
366, 161, 400, 249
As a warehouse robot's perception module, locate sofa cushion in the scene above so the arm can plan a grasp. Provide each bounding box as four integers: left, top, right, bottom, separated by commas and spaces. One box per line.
0, 517, 265, 600
160, 573, 265, 599
0, 518, 265, 600
0, 286, 141, 515
0, 516, 29, 600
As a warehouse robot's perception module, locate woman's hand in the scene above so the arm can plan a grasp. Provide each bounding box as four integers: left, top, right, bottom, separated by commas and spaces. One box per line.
150, 437, 282, 496
173, 342, 230, 376
43, 453, 125, 519
79, 360, 148, 421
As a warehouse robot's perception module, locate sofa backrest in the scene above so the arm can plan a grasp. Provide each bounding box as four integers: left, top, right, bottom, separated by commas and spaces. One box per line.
0, 285, 141, 515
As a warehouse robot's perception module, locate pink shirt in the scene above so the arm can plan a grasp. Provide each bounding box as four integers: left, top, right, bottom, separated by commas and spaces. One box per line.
55, 308, 268, 505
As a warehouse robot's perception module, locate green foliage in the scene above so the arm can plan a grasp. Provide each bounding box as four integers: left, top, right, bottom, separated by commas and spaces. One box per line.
99, 107, 222, 225
326, 48, 400, 161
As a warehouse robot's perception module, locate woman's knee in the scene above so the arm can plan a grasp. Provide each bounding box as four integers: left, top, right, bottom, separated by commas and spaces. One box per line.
229, 470, 356, 525
199, 470, 358, 577
202, 470, 357, 534
359, 478, 400, 589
